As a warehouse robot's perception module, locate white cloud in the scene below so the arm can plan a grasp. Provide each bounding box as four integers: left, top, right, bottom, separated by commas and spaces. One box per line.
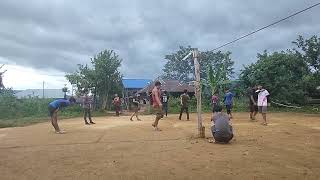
2, 63, 71, 90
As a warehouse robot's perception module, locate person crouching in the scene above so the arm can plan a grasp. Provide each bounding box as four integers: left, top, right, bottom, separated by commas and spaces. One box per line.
211, 105, 234, 144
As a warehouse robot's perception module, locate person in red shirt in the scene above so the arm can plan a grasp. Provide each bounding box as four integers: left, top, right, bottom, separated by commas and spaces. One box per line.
112, 94, 121, 116
151, 81, 163, 131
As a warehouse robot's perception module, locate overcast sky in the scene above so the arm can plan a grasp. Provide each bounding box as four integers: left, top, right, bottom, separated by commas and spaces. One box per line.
1, 0, 319, 90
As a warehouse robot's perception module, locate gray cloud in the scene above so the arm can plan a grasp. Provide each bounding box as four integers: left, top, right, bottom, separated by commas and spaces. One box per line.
0, 0, 319, 79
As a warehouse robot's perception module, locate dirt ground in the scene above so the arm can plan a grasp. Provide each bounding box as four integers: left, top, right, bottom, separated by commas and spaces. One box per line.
0, 112, 319, 180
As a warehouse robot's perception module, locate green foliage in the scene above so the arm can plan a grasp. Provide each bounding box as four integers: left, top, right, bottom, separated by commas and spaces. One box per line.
240, 50, 309, 105
240, 35, 320, 104
293, 35, 320, 71
66, 50, 124, 110
293, 35, 320, 98
162, 46, 234, 83
205, 63, 231, 95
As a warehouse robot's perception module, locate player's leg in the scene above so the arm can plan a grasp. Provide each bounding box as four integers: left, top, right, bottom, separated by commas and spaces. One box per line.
262, 106, 268, 125
84, 109, 90, 125
186, 107, 190, 120
130, 112, 135, 121
229, 105, 233, 119
88, 109, 94, 124
135, 109, 141, 121
153, 108, 163, 130
179, 106, 183, 120
52, 111, 62, 133
249, 104, 254, 120
115, 106, 119, 116
226, 105, 232, 119
253, 106, 258, 120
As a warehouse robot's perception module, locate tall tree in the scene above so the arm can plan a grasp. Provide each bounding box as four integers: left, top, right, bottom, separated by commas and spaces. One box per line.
293, 35, 320, 97
92, 50, 123, 110
240, 50, 309, 104
66, 50, 123, 110
162, 46, 234, 83
293, 35, 320, 72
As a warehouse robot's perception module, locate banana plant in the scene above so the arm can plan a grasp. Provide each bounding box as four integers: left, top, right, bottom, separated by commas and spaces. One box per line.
206, 64, 231, 96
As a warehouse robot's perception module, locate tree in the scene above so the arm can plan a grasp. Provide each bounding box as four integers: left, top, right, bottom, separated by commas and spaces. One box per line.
293, 35, 320, 71
240, 50, 309, 104
92, 50, 123, 110
293, 35, 320, 97
206, 64, 230, 96
66, 50, 123, 110
162, 46, 234, 83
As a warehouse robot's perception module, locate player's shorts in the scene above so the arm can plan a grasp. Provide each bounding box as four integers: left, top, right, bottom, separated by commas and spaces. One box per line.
153, 107, 164, 119
258, 106, 267, 113
249, 103, 258, 112
48, 105, 58, 117
226, 105, 232, 114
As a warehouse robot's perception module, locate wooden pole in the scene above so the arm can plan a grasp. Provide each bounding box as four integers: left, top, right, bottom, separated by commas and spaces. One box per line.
193, 48, 205, 138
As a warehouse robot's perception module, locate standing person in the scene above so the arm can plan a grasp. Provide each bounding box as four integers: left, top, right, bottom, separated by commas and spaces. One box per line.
249, 85, 259, 121
151, 81, 163, 131
179, 89, 190, 121
223, 89, 234, 119
256, 85, 270, 126
48, 97, 76, 134
83, 93, 95, 125
211, 92, 219, 112
210, 105, 234, 144
112, 94, 121, 116
161, 90, 169, 117
130, 95, 142, 121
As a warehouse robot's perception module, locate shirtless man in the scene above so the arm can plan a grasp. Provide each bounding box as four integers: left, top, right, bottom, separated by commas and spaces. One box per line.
151, 81, 163, 131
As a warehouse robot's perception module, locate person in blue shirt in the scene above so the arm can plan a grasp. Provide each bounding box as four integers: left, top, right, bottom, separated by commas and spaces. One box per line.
223, 89, 234, 119
48, 97, 76, 134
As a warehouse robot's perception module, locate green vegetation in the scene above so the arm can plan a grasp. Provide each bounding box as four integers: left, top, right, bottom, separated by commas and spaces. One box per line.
66, 49, 123, 110
0, 89, 107, 128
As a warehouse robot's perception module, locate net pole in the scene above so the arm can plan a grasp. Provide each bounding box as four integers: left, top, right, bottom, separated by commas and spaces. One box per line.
193, 49, 205, 138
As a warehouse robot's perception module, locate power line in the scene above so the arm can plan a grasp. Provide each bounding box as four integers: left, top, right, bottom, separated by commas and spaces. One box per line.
212, 2, 320, 52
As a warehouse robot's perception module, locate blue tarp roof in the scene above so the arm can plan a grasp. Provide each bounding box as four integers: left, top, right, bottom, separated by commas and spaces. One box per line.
122, 79, 152, 89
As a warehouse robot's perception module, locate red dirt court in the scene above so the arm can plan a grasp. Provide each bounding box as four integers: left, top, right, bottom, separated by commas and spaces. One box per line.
0, 112, 319, 180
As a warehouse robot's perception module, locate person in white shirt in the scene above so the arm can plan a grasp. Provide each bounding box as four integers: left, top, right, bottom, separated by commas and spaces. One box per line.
256, 85, 270, 126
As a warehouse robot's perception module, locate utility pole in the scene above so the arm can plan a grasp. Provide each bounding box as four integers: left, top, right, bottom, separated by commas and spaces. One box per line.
192, 48, 205, 138
42, 81, 45, 99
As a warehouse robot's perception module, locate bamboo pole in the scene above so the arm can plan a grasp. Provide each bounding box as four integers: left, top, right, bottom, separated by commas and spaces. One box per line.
193, 49, 205, 138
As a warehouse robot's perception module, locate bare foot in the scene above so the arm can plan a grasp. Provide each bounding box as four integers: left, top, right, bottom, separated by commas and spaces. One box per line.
130, 118, 133, 121
137, 119, 142, 121
261, 122, 268, 126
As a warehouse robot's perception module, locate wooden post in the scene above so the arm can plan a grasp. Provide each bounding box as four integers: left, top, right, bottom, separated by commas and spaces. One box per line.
193, 49, 205, 138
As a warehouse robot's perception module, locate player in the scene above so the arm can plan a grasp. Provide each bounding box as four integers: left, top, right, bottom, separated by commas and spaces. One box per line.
151, 81, 163, 131
249, 85, 258, 121
83, 92, 95, 125
256, 85, 270, 126
112, 94, 121, 116
161, 90, 169, 117
48, 97, 76, 134
179, 89, 190, 120
210, 105, 234, 144
223, 88, 234, 119
211, 92, 219, 112
130, 94, 142, 121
